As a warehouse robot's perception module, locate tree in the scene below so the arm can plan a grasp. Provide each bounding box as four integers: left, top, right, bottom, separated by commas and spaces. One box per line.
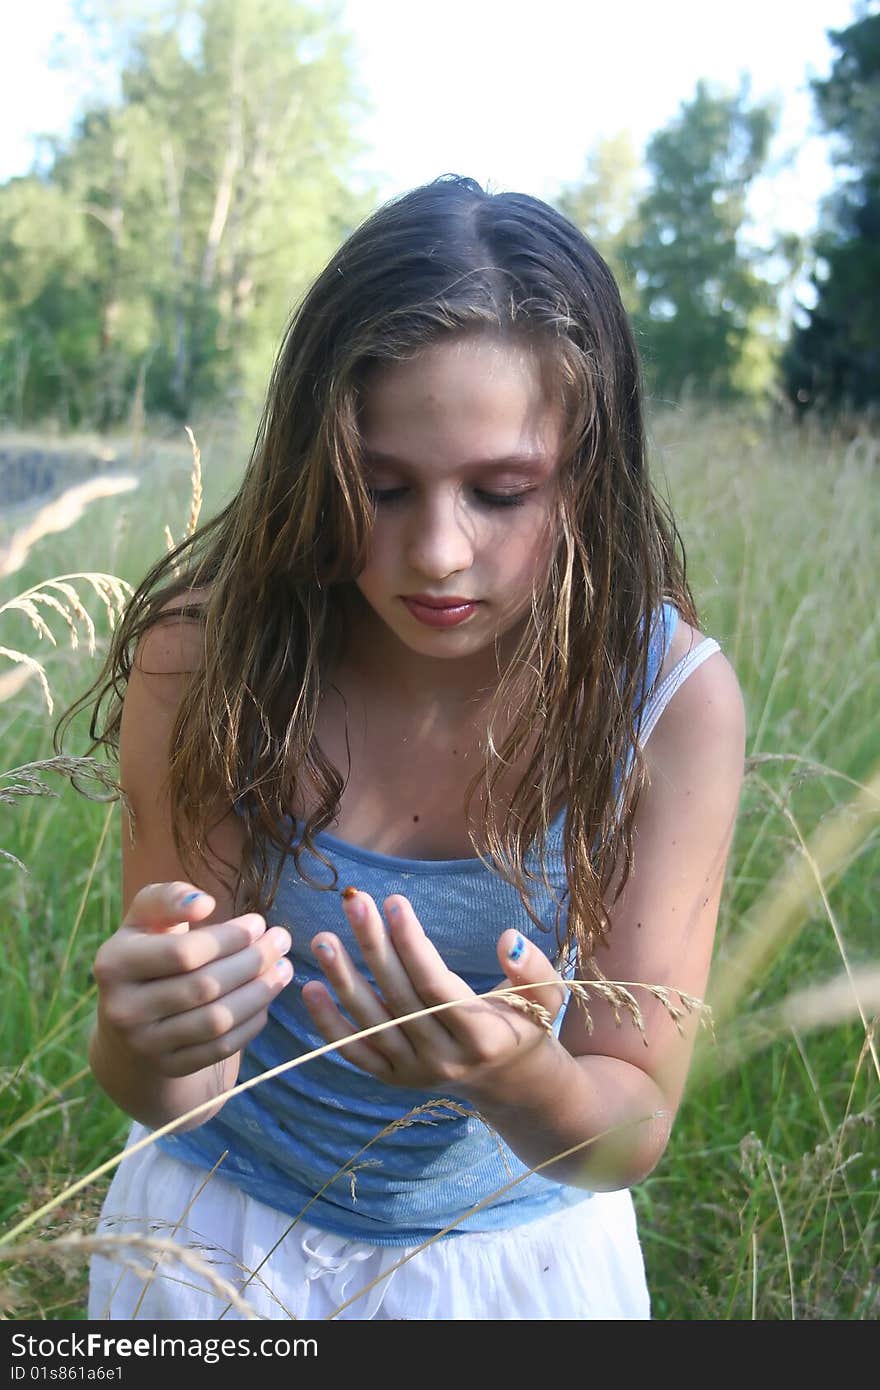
623, 80, 776, 402
0, 175, 99, 423
0, 0, 372, 425
555, 132, 642, 314
784, 7, 880, 414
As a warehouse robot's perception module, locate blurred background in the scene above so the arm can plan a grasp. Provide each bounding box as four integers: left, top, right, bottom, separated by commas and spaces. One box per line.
0, 0, 875, 435
1, 0, 877, 1322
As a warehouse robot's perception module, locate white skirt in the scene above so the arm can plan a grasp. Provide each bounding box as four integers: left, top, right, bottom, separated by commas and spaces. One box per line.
88, 1123, 650, 1321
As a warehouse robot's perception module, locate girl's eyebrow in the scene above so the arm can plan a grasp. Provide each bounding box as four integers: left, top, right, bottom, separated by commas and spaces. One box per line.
362, 449, 550, 475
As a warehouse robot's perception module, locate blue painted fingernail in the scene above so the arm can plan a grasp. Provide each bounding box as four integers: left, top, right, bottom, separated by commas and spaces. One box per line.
387, 902, 401, 918
180, 891, 203, 905
314, 941, 335, 959
508, 934, 526, 963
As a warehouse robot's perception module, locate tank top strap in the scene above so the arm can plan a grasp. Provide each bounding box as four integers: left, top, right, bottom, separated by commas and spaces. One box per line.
637, 636, 721, 749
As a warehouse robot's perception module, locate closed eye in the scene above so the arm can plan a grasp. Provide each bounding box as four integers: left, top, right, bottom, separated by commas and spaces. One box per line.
369, 487, 530, 509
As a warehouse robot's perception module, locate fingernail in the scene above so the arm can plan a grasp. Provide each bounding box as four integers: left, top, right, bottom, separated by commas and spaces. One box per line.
341, 885, 359, 900
276, 959, 293, 982
180, 891, 204, 905
344, 895, 366, 923
508, 934, 527, 963
314, 941, 335, 960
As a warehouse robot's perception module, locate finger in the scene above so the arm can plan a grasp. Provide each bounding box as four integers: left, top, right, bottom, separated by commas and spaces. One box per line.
300, 978, 395, 1079
121, 927, 293, 1023
342, 892, 455, 1052
139, 958, 293, 1059
122, 882, 218, 935
382, 895, 503, 1047
156, 1003, 282, 1079
495, 931, 567, 1022
308, 932, 416, 1069
119, 914, 270, 982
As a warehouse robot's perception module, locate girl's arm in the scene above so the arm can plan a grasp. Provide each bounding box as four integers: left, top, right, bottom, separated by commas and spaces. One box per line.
459, 647, 747, 1189
304, 647, 746, 1192
89, 604, 292, 1132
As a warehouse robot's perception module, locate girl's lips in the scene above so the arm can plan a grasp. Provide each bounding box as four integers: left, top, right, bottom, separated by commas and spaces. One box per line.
402, 597, 480, 628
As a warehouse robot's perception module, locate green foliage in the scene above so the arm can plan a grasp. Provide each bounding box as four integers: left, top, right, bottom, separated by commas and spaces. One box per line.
0, 178, 102, 424
0, 411, 877, 1318
0, 0, 374, 427
784, 11, 880, 413
624, 80, 777, 402
555, 132, 642, 314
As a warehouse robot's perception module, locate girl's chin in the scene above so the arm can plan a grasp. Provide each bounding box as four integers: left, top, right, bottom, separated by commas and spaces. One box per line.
351, 590, 530, 657
393, 613, 531, 664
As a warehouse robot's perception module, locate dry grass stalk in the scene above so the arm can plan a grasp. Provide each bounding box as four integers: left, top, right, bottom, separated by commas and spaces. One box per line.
184, 426, 203, 536
93, 1161, 302, 1322
123, 1151, 232, 1322
5, 1233, 264, 1321
215, 1097, 511, 1319
2, 757, 124, 875
711, 755, 880, 1032
1, 1065, 90, 1149
783, 1106, 876, 1187
0, 646, 52, 714
0, 476, 138, 580
379, 1096, 514, 1177
709, 759, 880, 1086
0, 662, 35, 702
346, 1159, 381, 1202
707, 967, 880, 1076
780, 968, 880, 1034
745, 751, 880, 802
0, 573, 132, 715
643, 985, 712, 1039
163, 428, 203, 577
1, 755, 122, 807
1, 976, 707, 1250
570, 976, 645, 1037
325, 1110, 664, 1320
493, 990, 554, 1033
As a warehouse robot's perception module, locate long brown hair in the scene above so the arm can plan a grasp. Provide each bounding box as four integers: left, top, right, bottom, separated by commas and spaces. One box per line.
57, 174, 698, 963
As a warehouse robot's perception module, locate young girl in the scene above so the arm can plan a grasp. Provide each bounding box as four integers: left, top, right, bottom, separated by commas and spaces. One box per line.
73, 174, 745, 1321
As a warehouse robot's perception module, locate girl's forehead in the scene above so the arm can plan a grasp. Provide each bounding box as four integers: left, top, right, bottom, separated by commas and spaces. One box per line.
366, 332, 545, 387
360, 334, 564, 463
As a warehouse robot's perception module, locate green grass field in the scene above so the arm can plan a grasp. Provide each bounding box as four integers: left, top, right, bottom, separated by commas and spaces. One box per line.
1, 404, 877, 1320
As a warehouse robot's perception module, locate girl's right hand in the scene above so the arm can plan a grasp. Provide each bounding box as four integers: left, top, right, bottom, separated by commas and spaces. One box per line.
92, 882, 294, 1078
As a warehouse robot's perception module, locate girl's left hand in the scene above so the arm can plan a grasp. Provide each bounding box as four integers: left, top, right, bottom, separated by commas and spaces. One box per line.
301, 890, 567, 1098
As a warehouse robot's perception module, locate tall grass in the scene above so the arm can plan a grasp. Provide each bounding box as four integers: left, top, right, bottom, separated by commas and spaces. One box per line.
0, 404, 877, 1319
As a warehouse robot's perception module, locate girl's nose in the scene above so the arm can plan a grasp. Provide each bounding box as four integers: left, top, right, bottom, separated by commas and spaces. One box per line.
404, 493, 475, 579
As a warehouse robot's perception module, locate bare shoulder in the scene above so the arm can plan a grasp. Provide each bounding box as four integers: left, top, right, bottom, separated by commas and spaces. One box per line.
132, 584, 210, 683
647, 617, 747, 788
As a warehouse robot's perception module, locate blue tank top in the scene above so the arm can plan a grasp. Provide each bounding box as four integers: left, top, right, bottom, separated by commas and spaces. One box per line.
158, 603, 680, 1245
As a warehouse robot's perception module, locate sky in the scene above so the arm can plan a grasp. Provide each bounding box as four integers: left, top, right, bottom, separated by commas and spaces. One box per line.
0, 0, 864, 248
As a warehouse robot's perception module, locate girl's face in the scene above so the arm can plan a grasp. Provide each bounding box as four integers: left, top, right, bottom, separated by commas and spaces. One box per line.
354, 333, 564, 667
